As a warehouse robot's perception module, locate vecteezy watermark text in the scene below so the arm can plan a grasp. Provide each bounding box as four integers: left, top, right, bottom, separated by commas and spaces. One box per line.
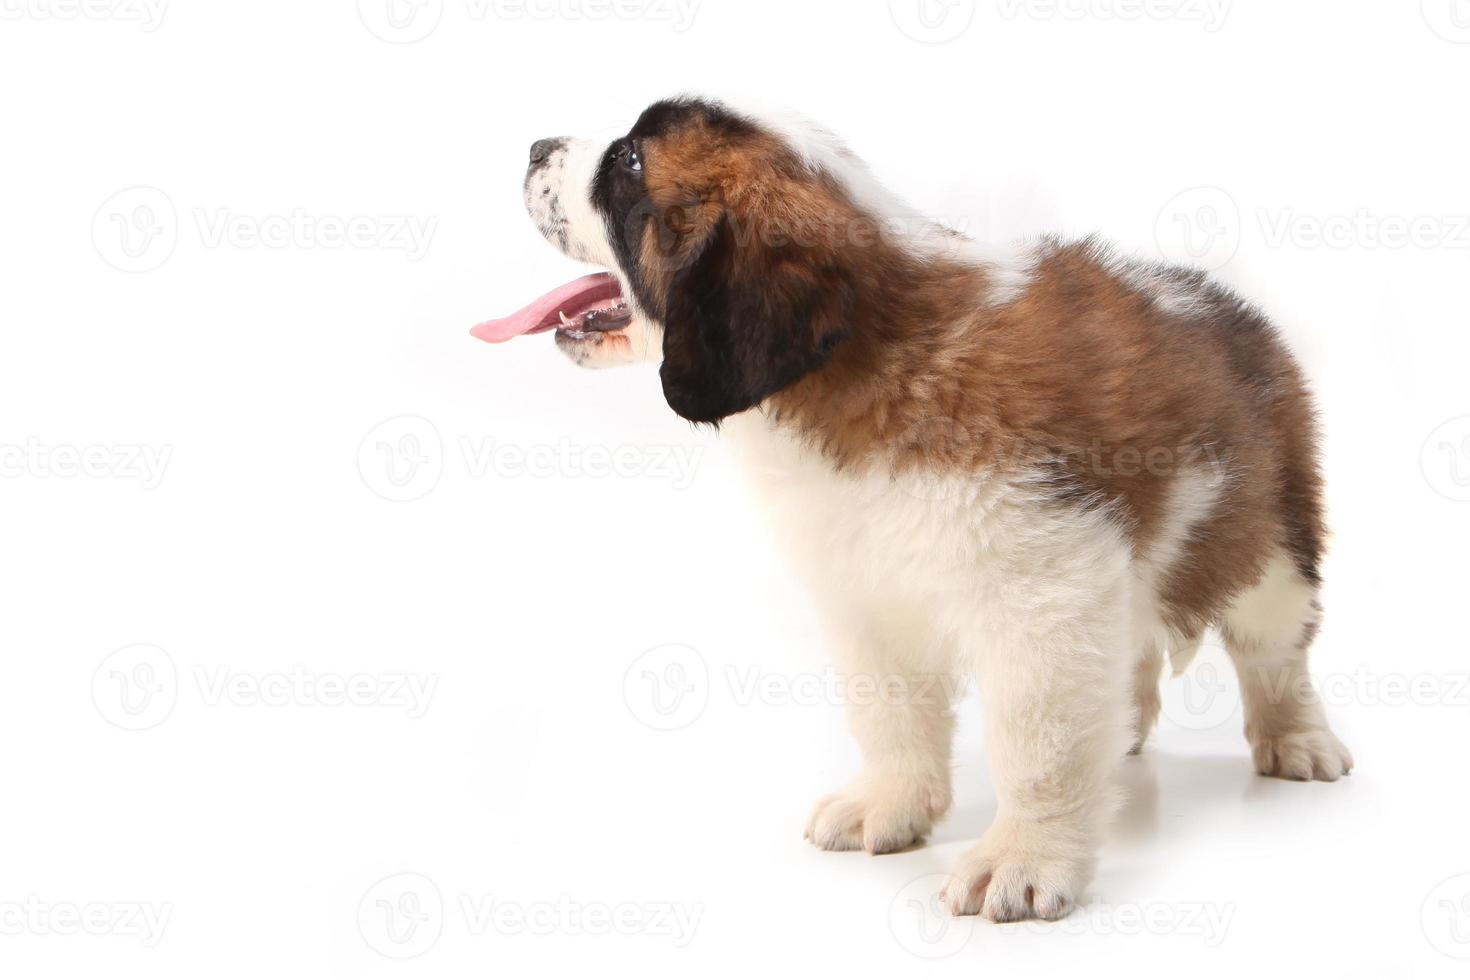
1156, 185, 1470, 270
358, 416, 705, 503
92, 187, 437, 273
0, 0, 168, 30
193, 666, 438, 717
888, 873, 1235, 958
0, 439, 172, 489
194, 208, 435, 259
92, 644, 438, 730
357, 872, 701, 959
459, 894, 702, 946
995, 0, 1230, 31
1258, 208, 1470, 250
623, 645, 977, 731
356, 0, 699, 44
0, 896, 172, 947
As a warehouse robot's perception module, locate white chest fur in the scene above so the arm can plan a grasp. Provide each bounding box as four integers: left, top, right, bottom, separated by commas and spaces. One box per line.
721, 410, 1137, 673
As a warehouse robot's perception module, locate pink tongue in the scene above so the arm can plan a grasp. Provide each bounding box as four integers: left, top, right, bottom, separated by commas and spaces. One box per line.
470, 272, 620, 343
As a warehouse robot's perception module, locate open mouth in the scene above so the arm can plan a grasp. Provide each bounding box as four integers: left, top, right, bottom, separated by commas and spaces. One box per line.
470, 272, 631, 344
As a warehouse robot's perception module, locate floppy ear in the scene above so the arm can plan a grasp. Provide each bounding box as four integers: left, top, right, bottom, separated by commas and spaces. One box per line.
658, 212, 852, 425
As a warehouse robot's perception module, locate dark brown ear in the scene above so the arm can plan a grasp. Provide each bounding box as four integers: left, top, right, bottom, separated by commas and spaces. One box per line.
659, 213, 852, 425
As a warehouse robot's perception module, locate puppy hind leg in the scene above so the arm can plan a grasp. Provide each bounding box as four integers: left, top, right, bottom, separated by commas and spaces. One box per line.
1221, 556, 1352, 781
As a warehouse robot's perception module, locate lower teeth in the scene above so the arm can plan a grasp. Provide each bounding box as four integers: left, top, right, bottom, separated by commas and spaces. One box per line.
558, 303, 630, 335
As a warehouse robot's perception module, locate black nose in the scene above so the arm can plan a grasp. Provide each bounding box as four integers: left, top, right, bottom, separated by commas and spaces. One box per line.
528, 138, 561, 167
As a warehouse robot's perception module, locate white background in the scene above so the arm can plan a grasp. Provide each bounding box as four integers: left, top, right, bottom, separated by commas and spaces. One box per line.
2, 1, 1468, 976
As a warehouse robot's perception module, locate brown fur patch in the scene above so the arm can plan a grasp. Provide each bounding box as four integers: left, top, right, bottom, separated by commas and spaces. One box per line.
632, 109, 1325, 635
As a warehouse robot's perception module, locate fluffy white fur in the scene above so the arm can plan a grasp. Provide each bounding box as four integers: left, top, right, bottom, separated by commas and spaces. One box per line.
729, 412, 1135, 920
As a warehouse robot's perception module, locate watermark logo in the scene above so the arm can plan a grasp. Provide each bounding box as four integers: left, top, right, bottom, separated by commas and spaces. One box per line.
0, 0, 168, 30
93, 186, 177, 273
358, 872, 444, 959
1160, 647, 1239, 732
1155, 186, 1241, 271
1422, 873, 1470, 959
92, 644, 178, 731
1422, 417, 1470, 502
358, 416, 444, 503
357, 0, 444, 42
1422, 0, 1470, 43
890, 0, 976, 43
623, 644, 708, 731
889, 873, 971, 958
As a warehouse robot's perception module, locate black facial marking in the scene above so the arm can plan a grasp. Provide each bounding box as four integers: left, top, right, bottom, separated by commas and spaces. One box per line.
590, 137, 652, 310
589, 98, 762, 317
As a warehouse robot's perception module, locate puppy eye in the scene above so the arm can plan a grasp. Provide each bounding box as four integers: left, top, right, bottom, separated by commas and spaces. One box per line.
621, 143, 642, 173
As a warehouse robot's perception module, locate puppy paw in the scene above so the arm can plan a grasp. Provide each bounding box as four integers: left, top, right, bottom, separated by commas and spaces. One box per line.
941, 822, 1088, 922
1250, 727, 1353, 781
805, 773, 950, 854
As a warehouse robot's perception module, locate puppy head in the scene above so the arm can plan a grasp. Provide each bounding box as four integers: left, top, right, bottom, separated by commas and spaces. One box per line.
486, 97, 890, 424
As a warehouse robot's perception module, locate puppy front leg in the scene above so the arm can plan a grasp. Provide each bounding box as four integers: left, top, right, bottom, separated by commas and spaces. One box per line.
943, 589, 1133, 921
806, 619, 957, 854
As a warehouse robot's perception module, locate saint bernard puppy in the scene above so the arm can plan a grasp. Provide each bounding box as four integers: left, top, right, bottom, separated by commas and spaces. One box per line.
473, 96, 1352, 922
